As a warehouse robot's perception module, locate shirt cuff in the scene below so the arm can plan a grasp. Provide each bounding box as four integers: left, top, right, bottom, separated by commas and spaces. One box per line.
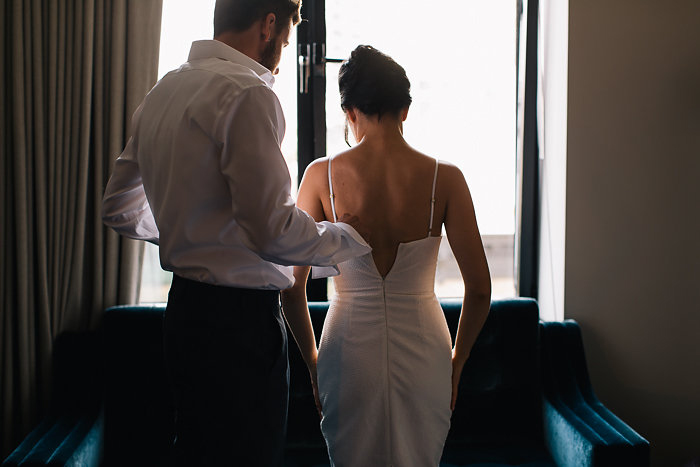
333, 222, 371, 250
311, 265, 340, 279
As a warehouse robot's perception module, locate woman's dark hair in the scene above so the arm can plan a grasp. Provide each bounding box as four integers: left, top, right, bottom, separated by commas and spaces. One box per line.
338, 45, 412, 120
214, 0, 301, 36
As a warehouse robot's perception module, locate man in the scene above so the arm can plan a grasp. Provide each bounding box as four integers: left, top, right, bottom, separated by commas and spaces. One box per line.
102, 0, 370, 465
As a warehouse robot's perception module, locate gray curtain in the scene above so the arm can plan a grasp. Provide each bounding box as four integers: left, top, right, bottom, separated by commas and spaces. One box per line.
1, 0, 163, 457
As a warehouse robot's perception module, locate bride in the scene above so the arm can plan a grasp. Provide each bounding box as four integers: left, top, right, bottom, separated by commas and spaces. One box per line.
281, 45, 491, 466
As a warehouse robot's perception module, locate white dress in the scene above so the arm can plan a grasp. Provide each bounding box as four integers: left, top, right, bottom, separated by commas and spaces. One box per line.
317, 158, 453, 467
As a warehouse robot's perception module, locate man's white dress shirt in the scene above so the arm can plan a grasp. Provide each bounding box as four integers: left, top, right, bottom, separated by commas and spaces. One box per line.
102, 40, 369, 289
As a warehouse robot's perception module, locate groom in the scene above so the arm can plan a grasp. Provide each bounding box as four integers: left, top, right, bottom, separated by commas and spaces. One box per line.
102, 0, 370, 465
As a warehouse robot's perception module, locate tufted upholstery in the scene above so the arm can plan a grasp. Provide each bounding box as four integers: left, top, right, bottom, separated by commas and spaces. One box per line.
540, 321, 649, 467
1, 332, 104, 467
3, 298, 649, 467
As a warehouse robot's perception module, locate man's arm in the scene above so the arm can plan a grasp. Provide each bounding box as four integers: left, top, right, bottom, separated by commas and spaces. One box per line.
217, 85, 369, 266
102, 104, 159, 244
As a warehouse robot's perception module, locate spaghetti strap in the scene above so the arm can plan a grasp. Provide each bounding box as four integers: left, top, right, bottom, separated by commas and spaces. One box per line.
328, 156, 338, 222
428, 159, 439, 236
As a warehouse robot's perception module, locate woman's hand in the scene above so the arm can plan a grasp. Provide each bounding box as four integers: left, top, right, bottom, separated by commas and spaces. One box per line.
309, 365, 322, 419
450, 352, 468, 411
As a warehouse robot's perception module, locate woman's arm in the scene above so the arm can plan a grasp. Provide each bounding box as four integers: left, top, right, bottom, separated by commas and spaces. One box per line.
442, 163, 492, 410
279, 160, 329, 416
280, 264, 316, 367
280, 264, 322, 417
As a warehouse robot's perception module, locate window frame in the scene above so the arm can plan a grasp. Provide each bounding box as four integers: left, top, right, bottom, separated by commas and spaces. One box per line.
515, 0, 540, 299
296, 0, 330, 301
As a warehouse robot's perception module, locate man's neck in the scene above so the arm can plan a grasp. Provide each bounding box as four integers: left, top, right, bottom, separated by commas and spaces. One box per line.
214, 30, 261, 63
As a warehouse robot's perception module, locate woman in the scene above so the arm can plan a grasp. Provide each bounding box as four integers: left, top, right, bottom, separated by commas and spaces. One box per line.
280, 45, 491, 466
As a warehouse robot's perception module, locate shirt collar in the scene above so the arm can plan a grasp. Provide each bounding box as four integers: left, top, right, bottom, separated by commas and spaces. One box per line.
187, 40, 275, 87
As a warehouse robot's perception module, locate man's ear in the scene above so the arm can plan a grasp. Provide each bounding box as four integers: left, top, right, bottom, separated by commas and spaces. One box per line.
401, 107, 409, 122
261, 12, 276, 42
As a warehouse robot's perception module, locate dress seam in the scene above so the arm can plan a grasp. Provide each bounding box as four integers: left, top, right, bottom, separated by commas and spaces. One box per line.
382, 280, 394, 466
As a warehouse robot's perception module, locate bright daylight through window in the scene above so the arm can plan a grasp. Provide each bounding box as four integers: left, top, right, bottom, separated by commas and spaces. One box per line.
140, 0, 516, 302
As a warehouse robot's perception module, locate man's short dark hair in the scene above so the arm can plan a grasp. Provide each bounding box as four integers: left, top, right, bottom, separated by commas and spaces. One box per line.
214, 0, 302, 36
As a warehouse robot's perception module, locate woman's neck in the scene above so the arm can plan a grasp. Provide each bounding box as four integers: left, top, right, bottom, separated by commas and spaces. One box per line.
355, 115, 406, 149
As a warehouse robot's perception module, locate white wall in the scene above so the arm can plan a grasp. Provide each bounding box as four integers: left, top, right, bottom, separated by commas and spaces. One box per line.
564, 1, 700, 465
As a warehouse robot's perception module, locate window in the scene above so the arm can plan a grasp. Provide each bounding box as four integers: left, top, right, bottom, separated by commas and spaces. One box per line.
300, 0, 518, 299
140, 1, 522, 302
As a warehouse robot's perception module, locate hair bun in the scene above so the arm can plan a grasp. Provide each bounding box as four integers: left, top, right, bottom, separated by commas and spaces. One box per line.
338, 45, 412, 119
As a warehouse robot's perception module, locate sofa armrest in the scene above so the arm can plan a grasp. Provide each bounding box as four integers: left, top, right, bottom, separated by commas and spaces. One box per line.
2, 412, 103, 467
3, 330, 104, 467
540, 321, 649, 467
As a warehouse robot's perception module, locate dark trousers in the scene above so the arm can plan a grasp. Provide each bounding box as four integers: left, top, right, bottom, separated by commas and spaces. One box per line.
163, 275, 289, 466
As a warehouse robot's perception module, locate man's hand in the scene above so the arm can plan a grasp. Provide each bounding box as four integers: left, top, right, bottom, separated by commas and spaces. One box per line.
337, 213, 370, 243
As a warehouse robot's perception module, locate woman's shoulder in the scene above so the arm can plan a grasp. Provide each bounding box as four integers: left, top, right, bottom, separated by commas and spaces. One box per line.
303, 154, 340, 180
300, 148, 358, 191
298, 158, 331, 197
306, 146, 357, 170
408, 150, 464, 180
431, 158, 470, 198
436, 159, 464, 178
305, 156, 329, 174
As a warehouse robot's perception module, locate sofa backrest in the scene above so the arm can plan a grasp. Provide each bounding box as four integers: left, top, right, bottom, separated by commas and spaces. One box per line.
287, 298, 543, 450
103, 298, 542, 462
50, 331, 104, 418
103, 305, 175, 466
443, 298, 543, 447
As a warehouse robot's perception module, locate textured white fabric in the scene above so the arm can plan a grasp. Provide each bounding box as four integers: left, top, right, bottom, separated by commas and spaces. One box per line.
318, 159, 451, 466
102, 40, 370, 289
318, 237, 453, 467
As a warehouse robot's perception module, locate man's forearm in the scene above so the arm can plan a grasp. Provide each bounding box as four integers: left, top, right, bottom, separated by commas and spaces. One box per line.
102, 157, 159, 242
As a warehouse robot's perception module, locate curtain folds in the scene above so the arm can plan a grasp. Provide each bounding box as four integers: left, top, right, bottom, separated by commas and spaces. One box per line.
0, 0, 163, 457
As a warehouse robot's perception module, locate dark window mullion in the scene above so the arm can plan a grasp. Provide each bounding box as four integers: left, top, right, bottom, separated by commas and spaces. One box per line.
515, 0, 540, 299
297, 0, 328, 301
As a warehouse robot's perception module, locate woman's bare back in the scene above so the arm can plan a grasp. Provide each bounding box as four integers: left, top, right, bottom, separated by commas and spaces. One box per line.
320, 145, 445, 277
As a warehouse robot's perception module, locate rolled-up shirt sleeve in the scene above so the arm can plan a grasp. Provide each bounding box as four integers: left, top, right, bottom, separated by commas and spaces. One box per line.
217, 85, 370, 267
102, 104, 159, 244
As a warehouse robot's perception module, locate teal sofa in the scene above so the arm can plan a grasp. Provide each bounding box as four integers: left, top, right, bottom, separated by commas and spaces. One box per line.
2, 298, 649, 466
